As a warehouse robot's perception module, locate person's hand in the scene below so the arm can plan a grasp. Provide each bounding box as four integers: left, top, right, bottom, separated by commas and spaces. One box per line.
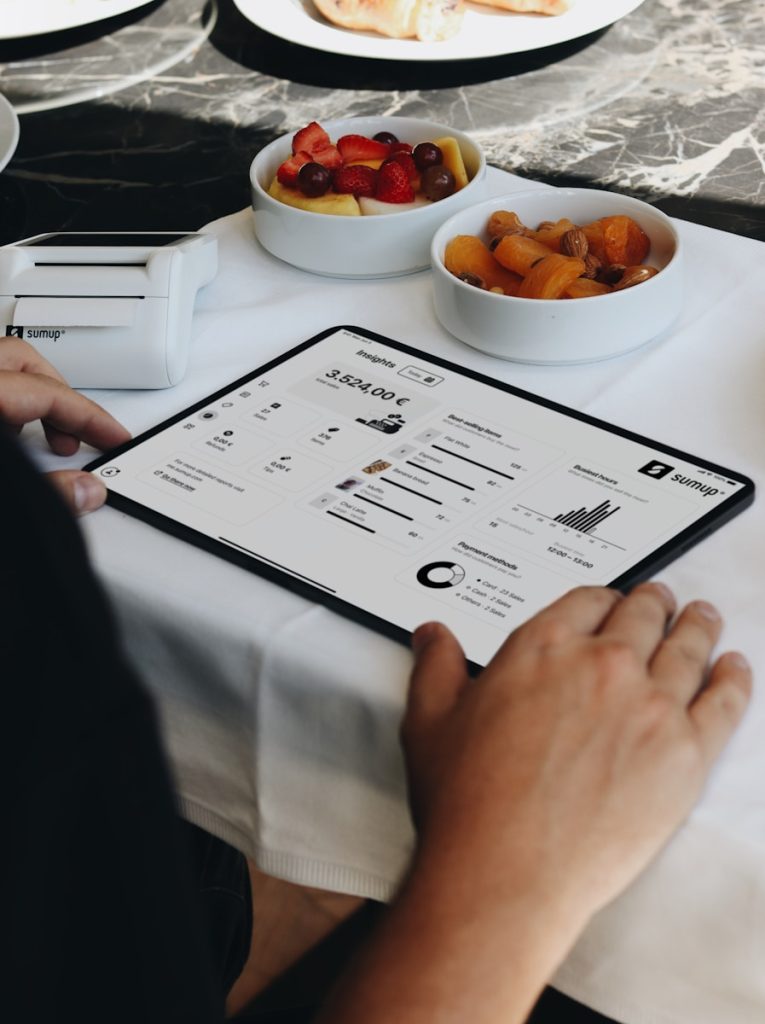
315, 586, 751, 1024
403, 583, 752, 926
0, 337, 130, 514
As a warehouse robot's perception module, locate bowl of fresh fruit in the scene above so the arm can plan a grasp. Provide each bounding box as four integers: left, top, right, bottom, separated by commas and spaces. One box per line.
430, 188, 683, 364
250, 116, 487, 278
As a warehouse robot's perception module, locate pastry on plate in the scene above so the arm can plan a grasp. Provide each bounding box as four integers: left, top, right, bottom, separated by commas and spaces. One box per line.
471, 0, 572, 15
312, 0, 466, 41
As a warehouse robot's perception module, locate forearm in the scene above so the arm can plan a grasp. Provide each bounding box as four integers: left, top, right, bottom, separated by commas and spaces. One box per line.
315, 839, 585, 1024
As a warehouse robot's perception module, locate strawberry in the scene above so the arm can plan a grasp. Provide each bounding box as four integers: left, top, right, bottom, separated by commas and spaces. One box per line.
332, 164, 378, 197
310, 142, 343, 170
375, 161, 415, 203
384, 151, 418, 184
390, 142, 413, 155
337, 134, 391, 164
277, 150, 312, 187
292, 121, 330, 156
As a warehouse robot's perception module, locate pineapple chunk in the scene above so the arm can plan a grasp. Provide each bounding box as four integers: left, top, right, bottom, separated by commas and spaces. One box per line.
434, 136, 469, 190
346, 158, 385, 170
268, 177, 361, 216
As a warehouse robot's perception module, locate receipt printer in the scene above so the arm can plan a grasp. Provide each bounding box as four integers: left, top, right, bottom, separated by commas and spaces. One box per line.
0, 231, 218, 388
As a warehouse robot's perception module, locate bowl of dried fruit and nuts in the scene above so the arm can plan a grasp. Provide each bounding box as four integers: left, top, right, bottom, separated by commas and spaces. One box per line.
430, 188, 682, 363
250, 116, 487, 278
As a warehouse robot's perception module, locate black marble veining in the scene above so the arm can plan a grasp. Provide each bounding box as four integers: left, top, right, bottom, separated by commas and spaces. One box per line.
0, 0, 763, 246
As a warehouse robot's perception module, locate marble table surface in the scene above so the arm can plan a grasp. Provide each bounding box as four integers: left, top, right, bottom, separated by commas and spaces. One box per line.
0, 0, 763, 247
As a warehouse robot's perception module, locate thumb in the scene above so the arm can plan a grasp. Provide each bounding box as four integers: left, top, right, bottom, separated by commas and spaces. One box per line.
407, 622, 470, 726
46, 470, 108, 516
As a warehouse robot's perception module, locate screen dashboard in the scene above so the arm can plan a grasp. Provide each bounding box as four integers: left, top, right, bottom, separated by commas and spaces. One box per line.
88, 326, 753, 668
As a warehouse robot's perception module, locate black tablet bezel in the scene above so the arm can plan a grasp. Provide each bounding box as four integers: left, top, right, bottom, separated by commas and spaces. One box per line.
86, 324, 755, 668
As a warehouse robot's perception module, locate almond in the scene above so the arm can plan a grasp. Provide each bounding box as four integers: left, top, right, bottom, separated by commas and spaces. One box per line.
613, 265, 659, 290
560, 228, 589, 260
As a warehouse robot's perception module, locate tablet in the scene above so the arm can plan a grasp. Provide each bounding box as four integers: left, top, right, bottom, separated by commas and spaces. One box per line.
87, 325, 754, 668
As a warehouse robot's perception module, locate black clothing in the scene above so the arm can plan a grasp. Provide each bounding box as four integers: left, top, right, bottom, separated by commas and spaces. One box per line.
3, 428, 248, 1023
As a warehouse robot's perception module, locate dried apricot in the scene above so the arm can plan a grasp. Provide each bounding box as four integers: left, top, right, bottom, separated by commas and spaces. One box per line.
564, 278, 613, 299
529, 218, 577, 253
517, 254, 586, 300
444, 208, 658, 303
444, 235, 523, 295
598, 215, 650, 266
493, 234, 554, 276
581, 220, 605, 261
487, 210, 528, 239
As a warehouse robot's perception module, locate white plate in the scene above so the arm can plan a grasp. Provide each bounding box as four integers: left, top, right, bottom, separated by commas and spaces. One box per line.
0, 94, 20, 173
233, 0, 646, 61
1, 0, 155, 41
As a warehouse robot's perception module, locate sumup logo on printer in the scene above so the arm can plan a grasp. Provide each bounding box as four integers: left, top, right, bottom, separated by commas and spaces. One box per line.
5, 325, 66, 342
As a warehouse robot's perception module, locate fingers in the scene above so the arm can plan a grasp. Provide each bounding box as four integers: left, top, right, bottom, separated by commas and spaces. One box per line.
650, 599, 723, 702
46, 470, 108, 516
491, 586, 622, 671
0, 337, 68, 383
689, 651, 752, 767
43, 423, 83, 457
0, 370, 131, 453
406, 622, 470, 724
598, 582, 676, 662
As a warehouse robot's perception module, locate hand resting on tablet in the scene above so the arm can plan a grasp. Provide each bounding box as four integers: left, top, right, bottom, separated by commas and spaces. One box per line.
319, 582, 752, 1024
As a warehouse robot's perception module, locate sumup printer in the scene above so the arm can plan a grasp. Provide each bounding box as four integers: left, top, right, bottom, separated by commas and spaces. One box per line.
0, 231, 218, 389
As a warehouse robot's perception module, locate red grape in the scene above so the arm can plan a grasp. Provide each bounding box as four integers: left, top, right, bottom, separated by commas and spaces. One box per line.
421, 165, 456, 202
413, 142, 443, 171
298, 162, 331, 197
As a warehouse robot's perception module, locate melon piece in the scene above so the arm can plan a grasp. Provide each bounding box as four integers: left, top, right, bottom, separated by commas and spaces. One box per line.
358, 195, 430, 215
268, 177, 361, 216
433, 136, 469, 190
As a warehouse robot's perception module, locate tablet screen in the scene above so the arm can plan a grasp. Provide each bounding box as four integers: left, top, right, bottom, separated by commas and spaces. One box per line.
88, 326, 753, 667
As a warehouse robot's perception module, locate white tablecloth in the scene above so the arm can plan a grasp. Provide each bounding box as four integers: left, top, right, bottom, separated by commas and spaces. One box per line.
30, 169, 765, 1024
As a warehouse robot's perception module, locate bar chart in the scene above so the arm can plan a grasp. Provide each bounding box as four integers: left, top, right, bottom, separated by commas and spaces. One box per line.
473, 460, 697, 580
554, 499, 620, 534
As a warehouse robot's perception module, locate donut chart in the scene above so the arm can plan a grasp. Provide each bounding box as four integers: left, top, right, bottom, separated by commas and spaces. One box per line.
416, 561, 466, 589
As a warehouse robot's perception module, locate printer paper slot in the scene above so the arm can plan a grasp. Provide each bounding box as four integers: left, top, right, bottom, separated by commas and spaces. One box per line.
12, 296, 141, 328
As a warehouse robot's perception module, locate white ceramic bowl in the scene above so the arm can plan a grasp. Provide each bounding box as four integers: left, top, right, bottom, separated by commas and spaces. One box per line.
431, 188, 683, 364
250, 116, 487, 279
